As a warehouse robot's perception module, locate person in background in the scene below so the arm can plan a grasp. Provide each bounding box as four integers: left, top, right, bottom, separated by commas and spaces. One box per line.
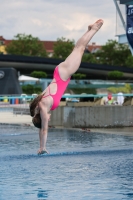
107, 93, 114, 105
103, 93, 114, 105
30, 19, 104, 154
117, 92, 124, 105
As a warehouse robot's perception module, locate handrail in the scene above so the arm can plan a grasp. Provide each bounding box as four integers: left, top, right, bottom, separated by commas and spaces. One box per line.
0, 94, 133, 100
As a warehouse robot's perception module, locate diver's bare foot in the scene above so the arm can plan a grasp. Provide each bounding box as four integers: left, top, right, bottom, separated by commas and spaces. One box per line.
88, 19, 104, 32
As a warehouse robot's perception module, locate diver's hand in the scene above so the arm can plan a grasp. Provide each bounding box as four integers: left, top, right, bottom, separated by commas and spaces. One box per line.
37, 148, 49, 155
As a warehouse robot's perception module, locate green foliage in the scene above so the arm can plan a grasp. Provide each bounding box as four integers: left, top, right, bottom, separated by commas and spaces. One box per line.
71, 88, 96, 94
73, 73, 86, 79
6, 33, 47, 57
125, 55, 133, 68
30, 71, 47, 78
107, 84, 131, 94
53, 37, 74, 59
107, 70, 123, 80
125, 83, 132, 92
82, 53, 98, 63
95, 40, 131, 66
22, 84, 42, 94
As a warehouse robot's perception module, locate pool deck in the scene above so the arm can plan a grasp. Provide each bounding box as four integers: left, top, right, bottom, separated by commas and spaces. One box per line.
0, 110, 133, 136
0, 111, 32, 126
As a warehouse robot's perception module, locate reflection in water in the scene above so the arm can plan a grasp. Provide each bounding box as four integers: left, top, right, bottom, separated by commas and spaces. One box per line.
37, 189, 48, 200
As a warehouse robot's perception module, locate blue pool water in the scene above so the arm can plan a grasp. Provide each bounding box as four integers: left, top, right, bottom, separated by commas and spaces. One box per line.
0, 126, 133, 200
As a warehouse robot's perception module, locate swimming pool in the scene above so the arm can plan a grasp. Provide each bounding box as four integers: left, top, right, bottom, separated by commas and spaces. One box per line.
0, 126, 133, 200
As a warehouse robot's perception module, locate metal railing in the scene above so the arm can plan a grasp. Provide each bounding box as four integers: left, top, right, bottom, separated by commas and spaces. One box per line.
0, 93, 133, 101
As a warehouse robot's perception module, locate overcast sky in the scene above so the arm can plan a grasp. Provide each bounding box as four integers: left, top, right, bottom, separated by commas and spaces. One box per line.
0, 0, 126, 45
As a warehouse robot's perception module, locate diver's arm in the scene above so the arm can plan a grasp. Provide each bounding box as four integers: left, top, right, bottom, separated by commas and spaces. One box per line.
38, 103, 49, 154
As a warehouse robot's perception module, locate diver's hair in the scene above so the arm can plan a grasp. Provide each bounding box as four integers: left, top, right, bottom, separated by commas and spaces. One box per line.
29, 93, 44, 117
32, 113, 41, 129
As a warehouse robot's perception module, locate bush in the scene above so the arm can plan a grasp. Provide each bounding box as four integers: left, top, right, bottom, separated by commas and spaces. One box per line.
73, 73, 86, 79
22, 84, 42, 94
107, 84, 131, 94
71, 88, 96, 94
107, 70, 123, 80
30, 71, 47, 78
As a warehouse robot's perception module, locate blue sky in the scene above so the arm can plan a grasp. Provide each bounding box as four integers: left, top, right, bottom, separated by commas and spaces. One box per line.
0, 0, 126, 45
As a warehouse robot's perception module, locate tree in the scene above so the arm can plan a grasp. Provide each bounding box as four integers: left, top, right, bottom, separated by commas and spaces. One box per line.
53, 37, 74, 59
95, 40, 131, 66
30, 71, 47, 78
6, 34, 47, 57
82, 53, 98, 63
125, 55, 133, 68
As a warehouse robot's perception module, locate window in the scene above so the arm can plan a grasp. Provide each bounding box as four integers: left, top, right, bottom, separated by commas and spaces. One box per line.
0, 41, 4, 45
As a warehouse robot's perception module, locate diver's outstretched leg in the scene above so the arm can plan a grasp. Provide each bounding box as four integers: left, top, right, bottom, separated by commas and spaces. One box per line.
58, 19, 104, 80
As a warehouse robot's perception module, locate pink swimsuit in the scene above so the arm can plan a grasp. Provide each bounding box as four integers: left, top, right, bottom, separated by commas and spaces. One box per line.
43, 66, 70, 110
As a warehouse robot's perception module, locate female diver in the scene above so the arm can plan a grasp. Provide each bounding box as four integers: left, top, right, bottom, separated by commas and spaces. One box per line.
30, 19, 104, 154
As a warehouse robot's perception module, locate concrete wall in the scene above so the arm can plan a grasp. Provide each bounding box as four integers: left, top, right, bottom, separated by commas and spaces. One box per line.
13, 105, 133, 128
49, 106, 133, 128
49, 106, 64, 126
